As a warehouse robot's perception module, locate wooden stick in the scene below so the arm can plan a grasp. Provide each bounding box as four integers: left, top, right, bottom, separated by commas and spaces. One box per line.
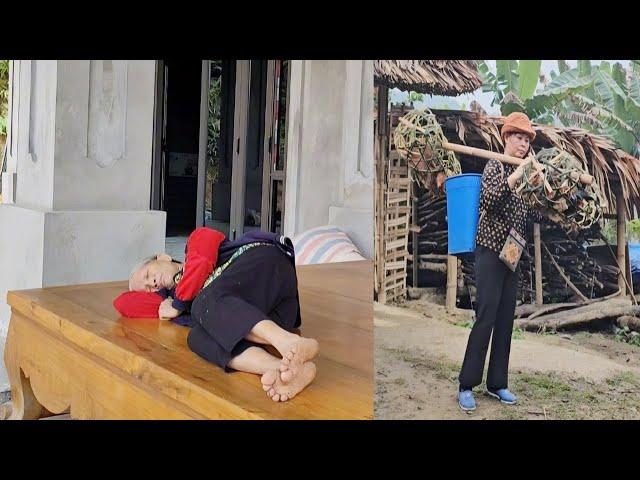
412, 181, 418, 288
517, 304, 640, 331
617, 191, 627, 295
542, 243, 589, 302
534, 223, 543, 306
446, 255, 457, 313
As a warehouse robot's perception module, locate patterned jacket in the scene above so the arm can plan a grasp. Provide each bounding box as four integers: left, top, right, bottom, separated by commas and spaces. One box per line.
475, 159, 543, 254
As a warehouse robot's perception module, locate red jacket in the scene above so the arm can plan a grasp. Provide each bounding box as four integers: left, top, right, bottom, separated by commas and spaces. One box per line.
113, 227, 226, 318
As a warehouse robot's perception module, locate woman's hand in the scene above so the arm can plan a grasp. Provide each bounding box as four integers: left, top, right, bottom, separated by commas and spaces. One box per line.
159, 298, 181, 320
508, 156, 543, 189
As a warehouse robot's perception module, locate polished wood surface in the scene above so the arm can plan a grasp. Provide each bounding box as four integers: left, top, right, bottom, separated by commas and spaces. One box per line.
3, 260, 373, 420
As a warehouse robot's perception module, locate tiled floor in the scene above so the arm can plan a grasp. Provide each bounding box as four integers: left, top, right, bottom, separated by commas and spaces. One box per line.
164, 236, 188, 263
164, 220, 231, 263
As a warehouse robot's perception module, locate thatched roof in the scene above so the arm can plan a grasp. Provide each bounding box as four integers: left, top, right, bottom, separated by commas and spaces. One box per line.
374, 60, 482, 96
431, 109, 640, 218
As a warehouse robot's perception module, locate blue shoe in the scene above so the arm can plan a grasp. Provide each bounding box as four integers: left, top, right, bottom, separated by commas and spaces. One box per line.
458, 390, 476, 411
486, 388, 517, 405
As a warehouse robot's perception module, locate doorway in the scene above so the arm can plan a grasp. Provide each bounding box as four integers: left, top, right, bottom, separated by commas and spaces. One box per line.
152, 60, 290, 260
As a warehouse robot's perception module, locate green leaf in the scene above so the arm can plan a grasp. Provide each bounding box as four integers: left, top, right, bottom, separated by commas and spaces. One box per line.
540, 68, 592, 96
477, 60, 490, 77
628, 73, 640, 105
501, 102, 525, 116
612, 62, 629, 94
599, 61, 611, 74
614, 130, 637, 153
578, 60, 592, 77
611, 64, 629, 119
517, 60, 541, 100
524, 94, 560, 118
557, 60, 570, 74
496, 60, 519, 94
592, 69, 626, 112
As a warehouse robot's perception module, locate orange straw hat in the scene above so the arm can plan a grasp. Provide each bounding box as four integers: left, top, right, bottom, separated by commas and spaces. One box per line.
501, 112, 536, 141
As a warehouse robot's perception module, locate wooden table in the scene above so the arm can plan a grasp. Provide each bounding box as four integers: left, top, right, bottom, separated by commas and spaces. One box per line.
3, 260, 373, 420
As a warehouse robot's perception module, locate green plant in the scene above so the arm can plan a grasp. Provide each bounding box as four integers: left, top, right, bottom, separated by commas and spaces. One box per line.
478, 59, 640, 156
455, 320, 473, 329
206, 61, 223, 184
600, 219, 617, 244
628, 219, 640, 242
407, 91, 424, 104
0, 60, 9, 137
614, 326, 640, 347
512, 327, 525, 340
477, 60, 543, 116
394, 90, 424, 107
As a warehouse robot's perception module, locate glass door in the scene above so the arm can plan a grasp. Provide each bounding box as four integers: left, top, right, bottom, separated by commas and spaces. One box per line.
199, 60, 290, 240
203, 60, 237, 238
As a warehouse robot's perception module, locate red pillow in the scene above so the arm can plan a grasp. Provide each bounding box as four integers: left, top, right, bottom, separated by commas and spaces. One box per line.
113, 291, 163, 318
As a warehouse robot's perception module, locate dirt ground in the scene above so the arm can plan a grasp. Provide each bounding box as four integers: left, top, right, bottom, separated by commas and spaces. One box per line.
375, 294, 640, 420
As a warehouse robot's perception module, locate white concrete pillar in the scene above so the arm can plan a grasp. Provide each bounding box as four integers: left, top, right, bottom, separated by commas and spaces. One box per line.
284, 60, 374, 259
0, 60, 166, 392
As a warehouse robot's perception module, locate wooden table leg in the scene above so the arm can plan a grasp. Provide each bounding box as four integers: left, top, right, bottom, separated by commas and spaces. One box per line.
3, 321, 46, 420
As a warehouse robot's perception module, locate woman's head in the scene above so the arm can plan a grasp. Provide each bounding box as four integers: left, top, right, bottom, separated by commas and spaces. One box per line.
129, 253, 181, 292
501, 112, 535, 159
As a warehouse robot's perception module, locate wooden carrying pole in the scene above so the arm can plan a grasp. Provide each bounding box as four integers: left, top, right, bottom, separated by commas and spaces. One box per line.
441, 141, 594, 186
395, 117, 594, 186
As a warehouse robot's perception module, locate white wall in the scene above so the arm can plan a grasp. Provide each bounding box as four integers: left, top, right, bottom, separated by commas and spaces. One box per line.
0, 60, 165, 393
14, 61, 57, 211
284, 60, 374, 258
53, 61, 156, 210
0, 205, 45, 387
42, 210, 166, 286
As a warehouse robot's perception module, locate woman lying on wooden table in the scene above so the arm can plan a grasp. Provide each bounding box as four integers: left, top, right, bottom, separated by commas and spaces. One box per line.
113, 227, 320, 402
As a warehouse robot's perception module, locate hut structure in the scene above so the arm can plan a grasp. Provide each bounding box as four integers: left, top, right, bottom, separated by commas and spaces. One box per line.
375, 62, 640, 331
374, 60, 482, 303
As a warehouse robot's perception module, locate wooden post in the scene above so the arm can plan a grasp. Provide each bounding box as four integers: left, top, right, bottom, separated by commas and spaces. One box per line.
411, 180, 418, 289
374, 85, 389, 303
617, 191, 627, 295
626, 243, 634, 296
534, 223, 543, 306
446, 255, 457, 312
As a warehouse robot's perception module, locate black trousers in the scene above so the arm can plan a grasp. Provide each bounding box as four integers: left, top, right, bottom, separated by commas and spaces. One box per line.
187, 245, 301, 372
459, 245, 518, 391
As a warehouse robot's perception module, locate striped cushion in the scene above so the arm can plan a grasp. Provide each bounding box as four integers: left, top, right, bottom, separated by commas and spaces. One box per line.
291, 225, 365, 265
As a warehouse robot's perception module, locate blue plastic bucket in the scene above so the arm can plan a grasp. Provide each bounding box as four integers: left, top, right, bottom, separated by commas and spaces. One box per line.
444, 173, 482, 255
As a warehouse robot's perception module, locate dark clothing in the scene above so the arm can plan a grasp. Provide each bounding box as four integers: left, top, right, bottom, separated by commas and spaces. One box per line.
475, 159, 543, 254
158, 231, 299, 328
459, 157, 543, 392
187, 244, 301, 371
217, 230, 296, 265
460, 245, 519, 390
459, 245, 518, 390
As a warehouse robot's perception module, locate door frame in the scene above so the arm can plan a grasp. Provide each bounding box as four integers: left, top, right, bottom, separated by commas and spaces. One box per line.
151, 60, 289, 239
260, 60, 291, 234
195, 60, 210, 228
150, 60, 166, 211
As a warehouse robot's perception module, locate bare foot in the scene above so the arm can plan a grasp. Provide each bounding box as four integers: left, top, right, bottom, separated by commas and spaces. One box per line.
261, 362, 317, 402
279, 336, 319, 383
